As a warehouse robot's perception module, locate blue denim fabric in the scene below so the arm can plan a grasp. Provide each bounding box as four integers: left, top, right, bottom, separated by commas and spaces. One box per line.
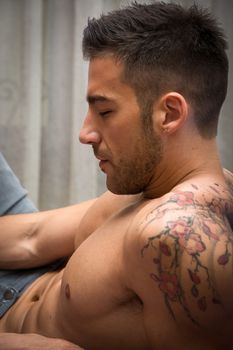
0, 258, 67, 318
0, 153, 37, 215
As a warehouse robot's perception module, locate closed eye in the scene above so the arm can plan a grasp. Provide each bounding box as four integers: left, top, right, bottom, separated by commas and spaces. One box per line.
99, 110, 112, 117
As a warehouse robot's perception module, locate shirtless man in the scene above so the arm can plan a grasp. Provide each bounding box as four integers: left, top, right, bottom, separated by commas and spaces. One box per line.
0, 2, 233, 349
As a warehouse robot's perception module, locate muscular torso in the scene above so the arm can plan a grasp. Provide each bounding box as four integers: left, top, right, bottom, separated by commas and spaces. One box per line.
0, 195, 149, 349
1, 178, 233, 350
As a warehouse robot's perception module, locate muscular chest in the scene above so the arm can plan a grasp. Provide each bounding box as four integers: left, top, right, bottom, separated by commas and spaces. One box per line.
56, 212, 149, 349
61, 214, 134, 319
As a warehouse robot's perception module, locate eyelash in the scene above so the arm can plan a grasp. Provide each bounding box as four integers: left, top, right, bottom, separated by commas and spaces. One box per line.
99, 111, 112, 117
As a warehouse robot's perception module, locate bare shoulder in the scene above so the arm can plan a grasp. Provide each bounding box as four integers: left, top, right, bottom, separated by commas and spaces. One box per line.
75, 191, 141, 246
125, 182, 233, 348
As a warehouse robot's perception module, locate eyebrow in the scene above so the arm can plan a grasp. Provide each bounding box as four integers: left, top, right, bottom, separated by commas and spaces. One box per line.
86, 95, 114, 104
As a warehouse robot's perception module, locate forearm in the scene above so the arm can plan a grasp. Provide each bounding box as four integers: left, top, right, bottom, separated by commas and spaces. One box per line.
0, 211, 42, 268
0, 199, 96, 269
0, 333, 84, 350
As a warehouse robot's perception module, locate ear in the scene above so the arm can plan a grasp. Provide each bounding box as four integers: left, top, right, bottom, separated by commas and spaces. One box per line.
154, 92, 188, 135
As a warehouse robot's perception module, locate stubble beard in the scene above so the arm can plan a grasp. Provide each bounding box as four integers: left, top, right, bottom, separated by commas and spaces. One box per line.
107, 129, 163, 195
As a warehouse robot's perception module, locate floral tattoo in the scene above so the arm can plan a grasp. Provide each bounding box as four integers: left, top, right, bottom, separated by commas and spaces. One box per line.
141, 184, 233, 325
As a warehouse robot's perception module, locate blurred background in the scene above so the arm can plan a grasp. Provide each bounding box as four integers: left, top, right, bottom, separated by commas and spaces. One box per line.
0, 0, 232, 210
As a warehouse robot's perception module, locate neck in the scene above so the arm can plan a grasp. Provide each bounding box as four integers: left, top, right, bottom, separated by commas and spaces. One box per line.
143, 137, 224, 199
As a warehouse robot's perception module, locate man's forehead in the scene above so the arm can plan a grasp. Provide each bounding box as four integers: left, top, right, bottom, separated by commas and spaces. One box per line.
86, 56, 139, 106
88, 56, 124, 81
87, 57, 126, 101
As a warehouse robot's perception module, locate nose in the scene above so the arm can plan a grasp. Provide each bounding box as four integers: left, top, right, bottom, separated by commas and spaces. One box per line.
79, 114, 101, 145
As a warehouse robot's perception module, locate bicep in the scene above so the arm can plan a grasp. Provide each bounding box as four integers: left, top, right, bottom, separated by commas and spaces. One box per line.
0, 198, 96, 269
28, 198, 98, 264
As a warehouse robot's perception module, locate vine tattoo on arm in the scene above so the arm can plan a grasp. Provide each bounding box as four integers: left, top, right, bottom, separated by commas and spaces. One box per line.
141, 184, 233, 326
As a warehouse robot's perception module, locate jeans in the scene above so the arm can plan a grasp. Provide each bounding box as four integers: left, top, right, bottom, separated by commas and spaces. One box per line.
0, 153, 37, 216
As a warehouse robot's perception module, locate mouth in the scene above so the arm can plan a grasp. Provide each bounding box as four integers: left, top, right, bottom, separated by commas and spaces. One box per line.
98, 159, 108, 173
95, 154, 107, 161
93, 148, 110, 173
94, 153, 108, 171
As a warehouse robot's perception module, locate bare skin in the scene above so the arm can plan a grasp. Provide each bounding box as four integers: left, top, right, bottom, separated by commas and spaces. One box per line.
0, 333, 83, 350
0, 57, 233, 349
0, 181, 233, 350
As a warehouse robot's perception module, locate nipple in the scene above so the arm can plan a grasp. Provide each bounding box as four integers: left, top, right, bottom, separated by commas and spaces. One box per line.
31, 294, 40, 302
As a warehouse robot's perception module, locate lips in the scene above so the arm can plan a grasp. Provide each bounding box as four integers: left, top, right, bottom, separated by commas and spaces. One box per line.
99, 159, 108, 173
94, 153, 107, 170
93, 148, 108, 162
93, 148, 110, 172
96, 155, 107, 161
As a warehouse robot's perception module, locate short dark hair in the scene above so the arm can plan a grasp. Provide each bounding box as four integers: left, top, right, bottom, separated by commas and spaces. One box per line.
82, 1, 228, 138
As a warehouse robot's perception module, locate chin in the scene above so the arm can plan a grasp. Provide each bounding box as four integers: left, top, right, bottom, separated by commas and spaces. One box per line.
106, 180, 143, 196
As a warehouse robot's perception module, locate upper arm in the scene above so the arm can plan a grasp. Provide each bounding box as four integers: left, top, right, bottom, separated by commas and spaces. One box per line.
0, 197, 96, 269
127, 198, 233, 349
0, 191, 140, 269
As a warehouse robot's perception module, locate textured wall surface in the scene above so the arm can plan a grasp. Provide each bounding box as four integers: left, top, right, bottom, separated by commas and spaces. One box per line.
0, 0, 232, 209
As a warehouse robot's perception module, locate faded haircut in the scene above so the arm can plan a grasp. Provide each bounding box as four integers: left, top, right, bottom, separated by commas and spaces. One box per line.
82, 1, 228, 138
